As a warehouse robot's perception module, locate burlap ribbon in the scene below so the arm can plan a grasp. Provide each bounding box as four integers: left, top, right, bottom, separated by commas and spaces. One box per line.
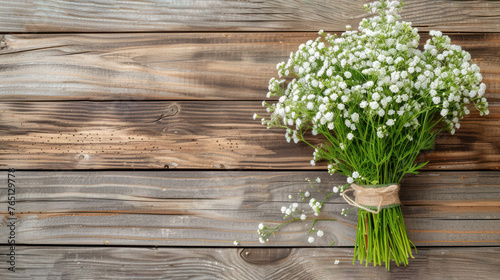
342, 183, 400, 214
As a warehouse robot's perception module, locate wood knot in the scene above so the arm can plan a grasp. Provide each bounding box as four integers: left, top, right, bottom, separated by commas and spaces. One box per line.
240, 248, 292, 264
76, 154, 89, 161
213, 163, 226, 169
165, 104, 179, 116
0, 35, 7, 50
164, 162, 178, 169
152, 104, 179, 123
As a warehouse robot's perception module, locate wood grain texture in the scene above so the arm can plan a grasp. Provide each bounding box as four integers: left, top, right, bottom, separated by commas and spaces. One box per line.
1, 0, 500, 33
0, 171, 498, 246
0, 32, 499, 101
0, 101, 498, 170
0, 246, 499, 279
0, 0, 497, 277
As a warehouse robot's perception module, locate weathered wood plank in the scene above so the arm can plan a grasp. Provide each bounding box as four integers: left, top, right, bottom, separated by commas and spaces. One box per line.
0, 171, 498, 246
1, 0, 500, 33
0, 32, 499, 101
0, 246, 499, 279
0, 101, 498, 170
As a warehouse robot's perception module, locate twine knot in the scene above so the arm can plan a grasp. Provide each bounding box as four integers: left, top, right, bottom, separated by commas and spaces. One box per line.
342, 183, 400, 214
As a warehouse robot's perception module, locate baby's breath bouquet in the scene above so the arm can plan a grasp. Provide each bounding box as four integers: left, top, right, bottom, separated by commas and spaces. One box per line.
255, 0, 488, 270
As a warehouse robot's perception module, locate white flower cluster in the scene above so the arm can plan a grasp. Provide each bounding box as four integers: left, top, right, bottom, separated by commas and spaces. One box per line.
256, 180, 349, 244
281, 203, 299, 218
258, 0, 488, 176
257, 223, 268, 243
341, 208, 347, 216
309, 198, 322, 216
308, 229, 324, 243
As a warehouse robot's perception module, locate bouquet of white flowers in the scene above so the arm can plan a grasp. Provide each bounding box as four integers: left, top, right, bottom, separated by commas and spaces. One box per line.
255, 0, 488, 270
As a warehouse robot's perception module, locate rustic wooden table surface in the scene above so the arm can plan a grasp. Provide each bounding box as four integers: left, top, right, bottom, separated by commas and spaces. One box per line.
0, 0, 499, 279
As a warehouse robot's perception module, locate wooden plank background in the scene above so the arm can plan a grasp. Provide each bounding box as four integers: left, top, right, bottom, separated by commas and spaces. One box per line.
0, 171, 498, 247
0, 102, 499, 170
1, 0, 500, 32
4, 247, 500, 279
1, 0, 500, 278
0, 33, 499, 101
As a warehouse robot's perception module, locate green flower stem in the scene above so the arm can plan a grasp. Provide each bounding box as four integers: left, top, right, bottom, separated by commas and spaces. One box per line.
354, 206, 415, 271
308, 218, 337, 235
262, 217, 301, 241
263, 217, 338, 242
